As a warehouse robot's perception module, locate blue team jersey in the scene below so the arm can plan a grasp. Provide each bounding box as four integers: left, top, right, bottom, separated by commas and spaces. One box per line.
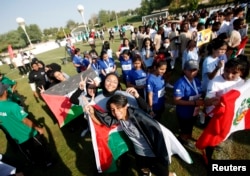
119, 57, 133, 79
146, 74, 166, 110
99, 58, 116, 80
127, 69, 147, 86
99, 58, 115, 73
174, 76, 202, 119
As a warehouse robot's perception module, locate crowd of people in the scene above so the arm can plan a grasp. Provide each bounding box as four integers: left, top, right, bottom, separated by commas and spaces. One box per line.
0, 2, 250, 176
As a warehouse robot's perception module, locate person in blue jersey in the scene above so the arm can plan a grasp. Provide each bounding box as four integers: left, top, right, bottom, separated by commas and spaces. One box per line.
99, 50, 117, 81
146, 60, 167, 121
72, 48, 84, 73
90, 55, 101, 78
141, 37, 155, 70
80, 51, 91, 72
127, 54, 147, 99
173, 59, 204, 147
119, 49, 133, 85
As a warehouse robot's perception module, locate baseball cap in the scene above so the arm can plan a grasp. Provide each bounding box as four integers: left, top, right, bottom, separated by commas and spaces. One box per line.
0, 82, 8, 96
184, 59, 199, 70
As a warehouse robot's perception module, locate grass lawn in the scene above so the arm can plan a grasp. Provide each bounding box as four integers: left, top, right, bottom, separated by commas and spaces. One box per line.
1, 21, 250, 176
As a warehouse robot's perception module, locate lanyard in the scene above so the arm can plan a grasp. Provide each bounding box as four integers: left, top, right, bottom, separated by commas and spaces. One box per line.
92, 63, 98, 70
104, 59, 109, 68
184, 76, 198, 95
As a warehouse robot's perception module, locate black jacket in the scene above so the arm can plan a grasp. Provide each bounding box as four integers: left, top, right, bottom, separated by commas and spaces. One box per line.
95, 107, 169, 165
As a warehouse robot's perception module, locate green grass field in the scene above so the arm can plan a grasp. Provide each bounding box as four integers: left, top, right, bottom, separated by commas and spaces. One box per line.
1, 20, 250, 176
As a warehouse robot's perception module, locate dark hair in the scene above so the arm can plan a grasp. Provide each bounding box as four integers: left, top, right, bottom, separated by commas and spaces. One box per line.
100, 50, 108, 59
102, 41, 110, 51
122, 49, 130, 56
153, 59, 167, 69
132, 54, 147, 72
207, 38, 227, 55
46, 63, 61, 71
233, 18, 244, 28
129, 41, 137, 51
122, 38, 130, 46
236, 55, 250, 79
106, 94, 128, 112
233, 7, 244, 16
224, 59, 241, 73
89, 49, 99, 56
142, 37, 154, 51
37, 60, 45, 68
31, 61, 38, 66
217, 32, 228, 40
74, 48, 80, 54
46, 70, 60, 83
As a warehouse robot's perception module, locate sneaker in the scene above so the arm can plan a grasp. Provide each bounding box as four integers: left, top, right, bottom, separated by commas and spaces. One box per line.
166, 83, 174, 89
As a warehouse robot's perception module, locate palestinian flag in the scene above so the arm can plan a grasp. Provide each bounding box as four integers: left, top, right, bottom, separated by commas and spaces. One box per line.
89, 115, 131, 173
196, 80, 250, 150
89, 105, 192, 173
41, 69, 97, 127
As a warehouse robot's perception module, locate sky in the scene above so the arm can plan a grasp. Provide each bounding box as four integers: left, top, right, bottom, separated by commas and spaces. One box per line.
0, 0, 141, 34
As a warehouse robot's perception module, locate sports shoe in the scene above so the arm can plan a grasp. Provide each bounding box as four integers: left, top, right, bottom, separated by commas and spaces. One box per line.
165, 83, 174, 89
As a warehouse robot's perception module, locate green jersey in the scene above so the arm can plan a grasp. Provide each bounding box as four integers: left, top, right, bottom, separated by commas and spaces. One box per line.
1, 76, 16, 86
0, 100, 37, 144
1, 76, 20, 103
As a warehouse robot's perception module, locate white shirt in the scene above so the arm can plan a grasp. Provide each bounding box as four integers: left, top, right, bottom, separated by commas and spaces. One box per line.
205, 75, 244, 115
12, 54, 23, 67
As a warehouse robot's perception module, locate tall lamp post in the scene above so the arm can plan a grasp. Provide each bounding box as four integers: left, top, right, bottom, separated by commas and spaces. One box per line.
77, 4, 88, 33
16, 17, 33, 48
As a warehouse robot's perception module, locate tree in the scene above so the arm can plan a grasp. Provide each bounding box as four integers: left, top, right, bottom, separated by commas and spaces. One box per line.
98, 10, 109, 26
181, 0, 200, 10
0, 30, 26, 52
66, 20, 78, 30
27, 24, 42, 43
139, 0, 151, 16
89, 13, 99, 26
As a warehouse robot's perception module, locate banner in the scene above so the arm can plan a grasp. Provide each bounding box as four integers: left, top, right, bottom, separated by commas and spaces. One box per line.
197, 29, 212, 47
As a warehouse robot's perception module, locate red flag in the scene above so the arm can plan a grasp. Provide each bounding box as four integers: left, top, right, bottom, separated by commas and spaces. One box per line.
236, 36, 248, 57
8, 45, 14, 59
196, 80, 250, 150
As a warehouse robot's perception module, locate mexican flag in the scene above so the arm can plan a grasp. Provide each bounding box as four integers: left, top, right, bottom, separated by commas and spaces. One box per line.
196, 80, 250, 150
41, 69, 97, 127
